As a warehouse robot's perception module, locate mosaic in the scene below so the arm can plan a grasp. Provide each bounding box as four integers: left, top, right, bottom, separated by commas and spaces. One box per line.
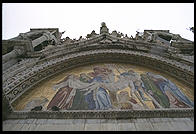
12, 63, 194, 111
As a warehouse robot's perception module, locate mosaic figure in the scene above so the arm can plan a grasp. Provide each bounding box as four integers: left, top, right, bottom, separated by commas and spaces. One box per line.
103, 69, 154, 109
45, 65, 193, 111
141, 73, 171, 108
84, 66, 113, 110
146, 72, 194, 108
117, 91, 144, 110
47, 74, 95, 110
69, 73, 92, 110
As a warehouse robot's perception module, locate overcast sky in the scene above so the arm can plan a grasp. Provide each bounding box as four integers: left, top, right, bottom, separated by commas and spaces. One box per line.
2, 3, 194, 41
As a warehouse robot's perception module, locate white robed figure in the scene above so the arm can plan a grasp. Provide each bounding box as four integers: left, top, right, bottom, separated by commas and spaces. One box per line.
51, 73, 113, 110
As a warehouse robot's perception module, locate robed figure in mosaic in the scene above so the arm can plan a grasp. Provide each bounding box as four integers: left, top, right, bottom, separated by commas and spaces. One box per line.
47, 74, 95, 110
47, 67, 115, 110
47, 65, 194, 111
141, 72, 194, 108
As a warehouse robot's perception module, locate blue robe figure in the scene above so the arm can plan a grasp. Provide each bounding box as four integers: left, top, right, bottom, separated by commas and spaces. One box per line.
85, 91, 96, 110
165, 80, 194, 107
85, 76, 112, 110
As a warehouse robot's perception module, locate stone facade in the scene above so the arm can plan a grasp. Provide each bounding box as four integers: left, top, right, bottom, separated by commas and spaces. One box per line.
2, 22, 194, 130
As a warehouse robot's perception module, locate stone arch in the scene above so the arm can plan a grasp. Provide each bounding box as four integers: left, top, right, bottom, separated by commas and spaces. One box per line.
3, 28, 194, 120
6, 49, 193, 106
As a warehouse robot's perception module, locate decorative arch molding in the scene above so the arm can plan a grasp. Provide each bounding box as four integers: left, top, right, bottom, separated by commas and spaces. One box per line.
4, 49, 193, 105
3, 32, 194, 119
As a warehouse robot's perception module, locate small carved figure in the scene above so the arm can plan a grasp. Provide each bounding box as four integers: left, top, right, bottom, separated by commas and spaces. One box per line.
79, 36, 82, 40
100, 22, 109, 34
101, 22, 106, 27
59, 31, 65, 39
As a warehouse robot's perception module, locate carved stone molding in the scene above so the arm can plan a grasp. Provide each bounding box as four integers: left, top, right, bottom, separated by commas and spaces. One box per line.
4, 49, 194, 105
3, 26, 194, 120
8, 108, 194, 119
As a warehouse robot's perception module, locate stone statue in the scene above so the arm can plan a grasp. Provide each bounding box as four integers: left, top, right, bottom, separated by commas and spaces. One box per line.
100, 22, 109, 34
135, 31, 144, 40
78, 36, 85, 41
86, 30, 98, 39
101, 22, 106, 27
58, 31, 65, 41
111, 30, 118, 37
63, 37, 73, 44
135, 31, 140, 40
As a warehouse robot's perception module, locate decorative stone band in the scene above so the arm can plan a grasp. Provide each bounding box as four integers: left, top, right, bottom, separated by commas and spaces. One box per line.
8, 108, 194, 119
4, 49, 194, 105
3, 35, 193, 89
26, 33, 166, 59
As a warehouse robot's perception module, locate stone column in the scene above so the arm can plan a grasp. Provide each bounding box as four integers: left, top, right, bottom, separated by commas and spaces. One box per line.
2, 46, 25, 71
2, 91, 13, 121
32, 32, 58, 47
3, 47, 24, 63
32, 33, 49, 47
2, 50, 18, 64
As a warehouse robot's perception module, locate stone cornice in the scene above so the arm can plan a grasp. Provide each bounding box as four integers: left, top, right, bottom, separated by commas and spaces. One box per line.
8, 108, 194, 119
26, 34, 168, 58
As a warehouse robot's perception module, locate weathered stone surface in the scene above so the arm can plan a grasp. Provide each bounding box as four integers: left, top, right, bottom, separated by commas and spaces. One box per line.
72, 123, 85, 131
116, 119, 136, 131
28, 124, 39, 131
182, 119, 194, 130
35, 124, 68, 131
2, 24, 194, 131
3, 119, 20, 124
100, 123, 117, 131
73, 119, 86, 124
3, 124, 15, 131
99, 119, 117, 131
85, 119, 101, 124
3, 118, 194, 131
150, 122, 174, 131
34, 119, 47, 124
3, 124, 24, 131
134, 122, 154, 131
20, 124, 32, 131
84, 119, 101, 131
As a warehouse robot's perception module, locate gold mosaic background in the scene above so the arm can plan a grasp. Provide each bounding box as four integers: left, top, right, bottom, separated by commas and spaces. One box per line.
12, 63, 194, 111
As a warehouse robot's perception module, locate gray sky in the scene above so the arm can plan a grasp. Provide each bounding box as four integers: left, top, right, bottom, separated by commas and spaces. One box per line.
2, 3, 194, 41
